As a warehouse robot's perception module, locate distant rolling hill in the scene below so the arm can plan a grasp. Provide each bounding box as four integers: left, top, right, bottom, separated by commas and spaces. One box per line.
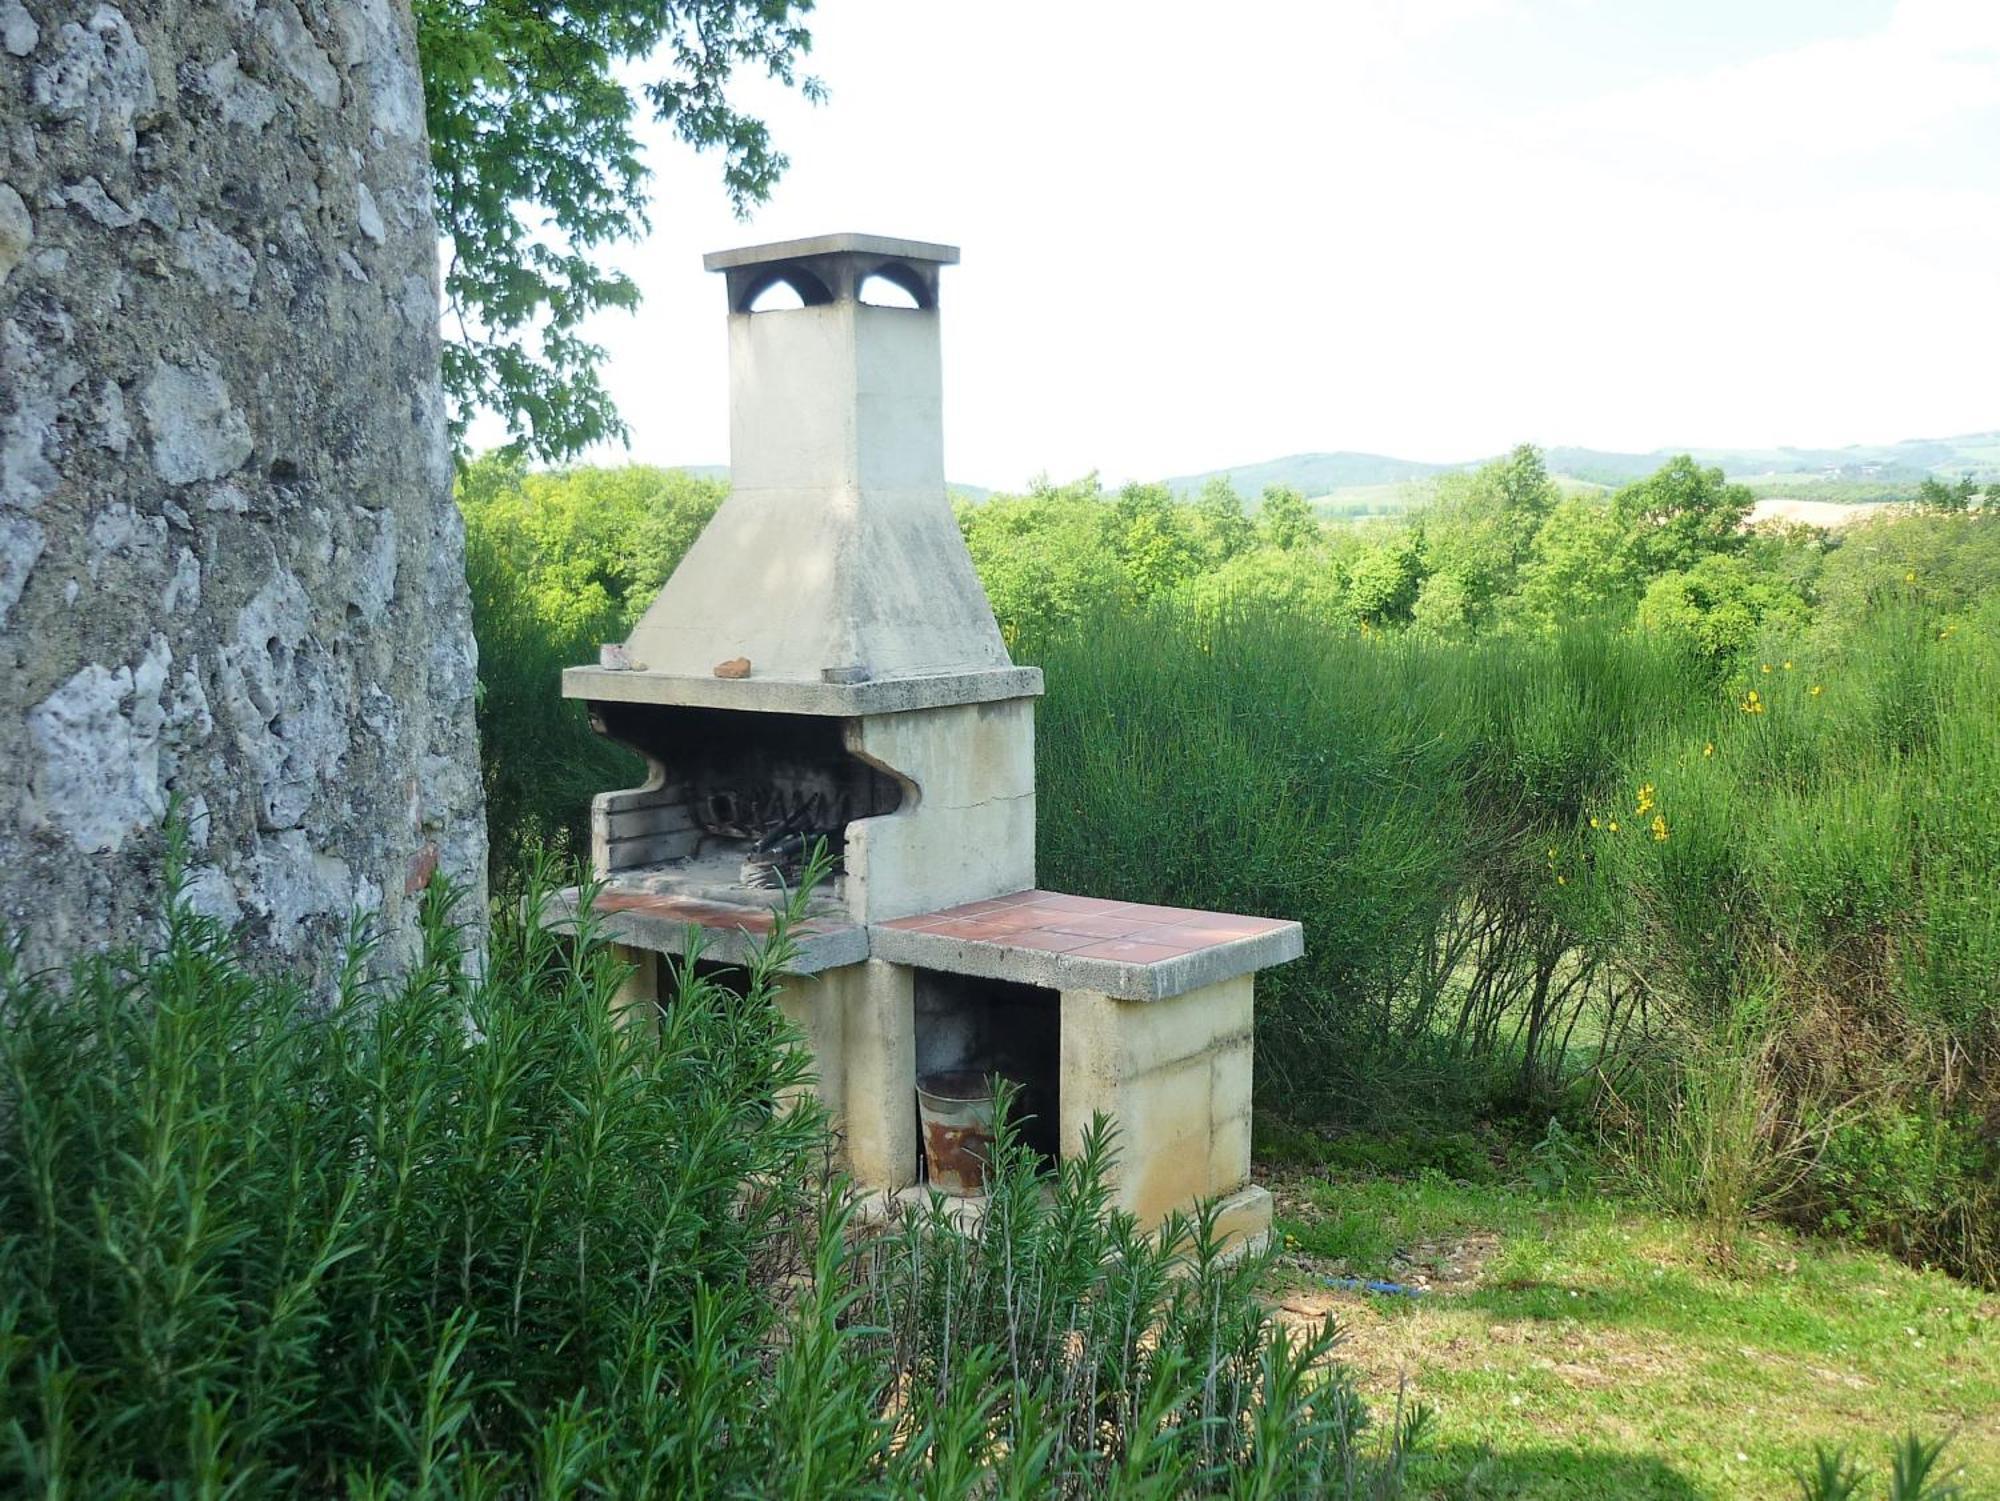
1162, 451, 1457, 498
657, 432, 1999, 507
1546, 433, 2000, 487
1160, 433, 2000, 512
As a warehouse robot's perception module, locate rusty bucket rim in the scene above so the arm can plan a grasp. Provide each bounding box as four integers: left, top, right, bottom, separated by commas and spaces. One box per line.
916, 1069, 999, 1105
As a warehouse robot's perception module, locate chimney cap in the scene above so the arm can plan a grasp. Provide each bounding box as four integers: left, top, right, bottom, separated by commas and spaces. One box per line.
703, 232, 960, 272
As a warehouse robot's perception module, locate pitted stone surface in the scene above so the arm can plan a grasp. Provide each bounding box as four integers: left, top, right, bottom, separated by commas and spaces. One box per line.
0, 0, 486, 983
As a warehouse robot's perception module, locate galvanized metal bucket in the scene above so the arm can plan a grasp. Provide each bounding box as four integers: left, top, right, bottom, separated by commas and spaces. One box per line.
915, 1071, 1004, 1196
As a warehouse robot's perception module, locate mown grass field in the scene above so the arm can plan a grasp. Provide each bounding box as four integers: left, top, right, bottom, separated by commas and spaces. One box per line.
1260, 1148, 2000, 1499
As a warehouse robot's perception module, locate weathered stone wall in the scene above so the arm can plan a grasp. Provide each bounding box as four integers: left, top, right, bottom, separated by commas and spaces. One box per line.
0, 0, 486, 982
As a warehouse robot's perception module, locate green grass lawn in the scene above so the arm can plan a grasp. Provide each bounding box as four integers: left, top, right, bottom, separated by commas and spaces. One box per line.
1259, 1155, 2000, 1499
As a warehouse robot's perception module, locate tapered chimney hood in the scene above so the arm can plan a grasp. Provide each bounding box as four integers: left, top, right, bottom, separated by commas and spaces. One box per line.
562, 233, 1041, 716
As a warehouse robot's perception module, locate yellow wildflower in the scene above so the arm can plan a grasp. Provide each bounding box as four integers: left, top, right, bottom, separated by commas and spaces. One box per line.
1810, 684, 1823, 697
1651, 814, 1668, 842
1703, 741, 1715, 757
1782, 660, 1794, 670
1590, 816, 1600, 829
1906, 570, 1917, 583
1557, 874, 1567, 885
1636, 782, 1656, 815
1761, 662, 1773, 674
1608, 820, 1620, 833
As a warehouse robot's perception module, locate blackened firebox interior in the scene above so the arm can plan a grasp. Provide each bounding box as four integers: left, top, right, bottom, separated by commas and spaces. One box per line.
592, 702, 904, 893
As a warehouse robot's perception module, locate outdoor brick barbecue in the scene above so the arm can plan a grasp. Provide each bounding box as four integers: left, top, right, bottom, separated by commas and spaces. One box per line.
552, 234, 1302, 1250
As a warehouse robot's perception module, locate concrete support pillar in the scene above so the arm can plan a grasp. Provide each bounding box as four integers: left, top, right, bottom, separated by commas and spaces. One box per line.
773, 960, 916, 1192
841, 961, 918, 1191
1059, 976, 1268, 1250
609, 943, 659, 1034
775, 970, 847, 1129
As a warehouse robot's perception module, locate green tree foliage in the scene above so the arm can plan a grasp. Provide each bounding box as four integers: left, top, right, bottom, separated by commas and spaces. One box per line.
1112, 481, 1206, 596
1612, 455, 1756, 580
957, 476, 1131, 639
1258, 485, 1321, 550
1635, 551, 1811, 657
459, 452, 726, 633
1345, 535, 1423, 624
1411, 570, 1475, 635
1192, 476, 1257, 565
1414, 445, 1562, 627
416, 1, 823, 460
1917, 474, 1980, 513
1180, 543, 1349, 621
457, 457, 726, 866
1815, 511, 2000, 633
1510, 493, 1631, 629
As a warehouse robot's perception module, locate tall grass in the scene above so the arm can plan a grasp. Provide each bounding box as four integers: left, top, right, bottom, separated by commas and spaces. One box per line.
1021, 598, 1998, 1279
0, 843, 1410, 1496
1022, 604, 1685, 1121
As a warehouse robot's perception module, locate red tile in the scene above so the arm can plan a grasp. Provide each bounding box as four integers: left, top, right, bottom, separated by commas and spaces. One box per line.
931, 918, 1027, 941
924, 922, 986, 941
1041, 913, 1163, 940
1141, 922, 1261, 947
998, 930, 1097, 954
1010, 906, 1082, 928
989, 889, 1049, 907
1207, 915, 1288, 935
973, 907, 1058, 934
1071, 939, 1195, 964
593, 890, 776, 934
1114, 902, 1212, 924
1030, 893, 1124, 915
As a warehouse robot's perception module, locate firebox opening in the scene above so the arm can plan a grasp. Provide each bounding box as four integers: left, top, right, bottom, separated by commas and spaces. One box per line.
590, 702, 903, 901
914, 970, 1061, 1177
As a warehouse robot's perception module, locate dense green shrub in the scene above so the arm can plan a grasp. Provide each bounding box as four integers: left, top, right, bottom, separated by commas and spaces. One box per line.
0, 854, 1410, 1496
1635, 551, 1812, 657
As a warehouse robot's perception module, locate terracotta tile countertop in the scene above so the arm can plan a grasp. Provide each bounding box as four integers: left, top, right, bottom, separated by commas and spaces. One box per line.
873, 890, 1303, 1002
542, 886, 1303, 998
544, 885, 870, 974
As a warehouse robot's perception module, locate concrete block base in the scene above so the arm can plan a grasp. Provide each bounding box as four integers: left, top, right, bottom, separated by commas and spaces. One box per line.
1059, 975, 1256, 1229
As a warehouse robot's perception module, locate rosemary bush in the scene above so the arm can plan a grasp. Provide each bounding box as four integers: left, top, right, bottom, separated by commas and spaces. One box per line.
855, 1103, 1430, 1496
0, 853, 1406, 1496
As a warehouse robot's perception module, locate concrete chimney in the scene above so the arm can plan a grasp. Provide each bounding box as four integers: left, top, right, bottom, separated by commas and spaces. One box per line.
609, 234, 1023, 701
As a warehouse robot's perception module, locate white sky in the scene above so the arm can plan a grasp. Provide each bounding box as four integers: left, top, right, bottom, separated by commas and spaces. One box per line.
471, 0, 2000, 490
